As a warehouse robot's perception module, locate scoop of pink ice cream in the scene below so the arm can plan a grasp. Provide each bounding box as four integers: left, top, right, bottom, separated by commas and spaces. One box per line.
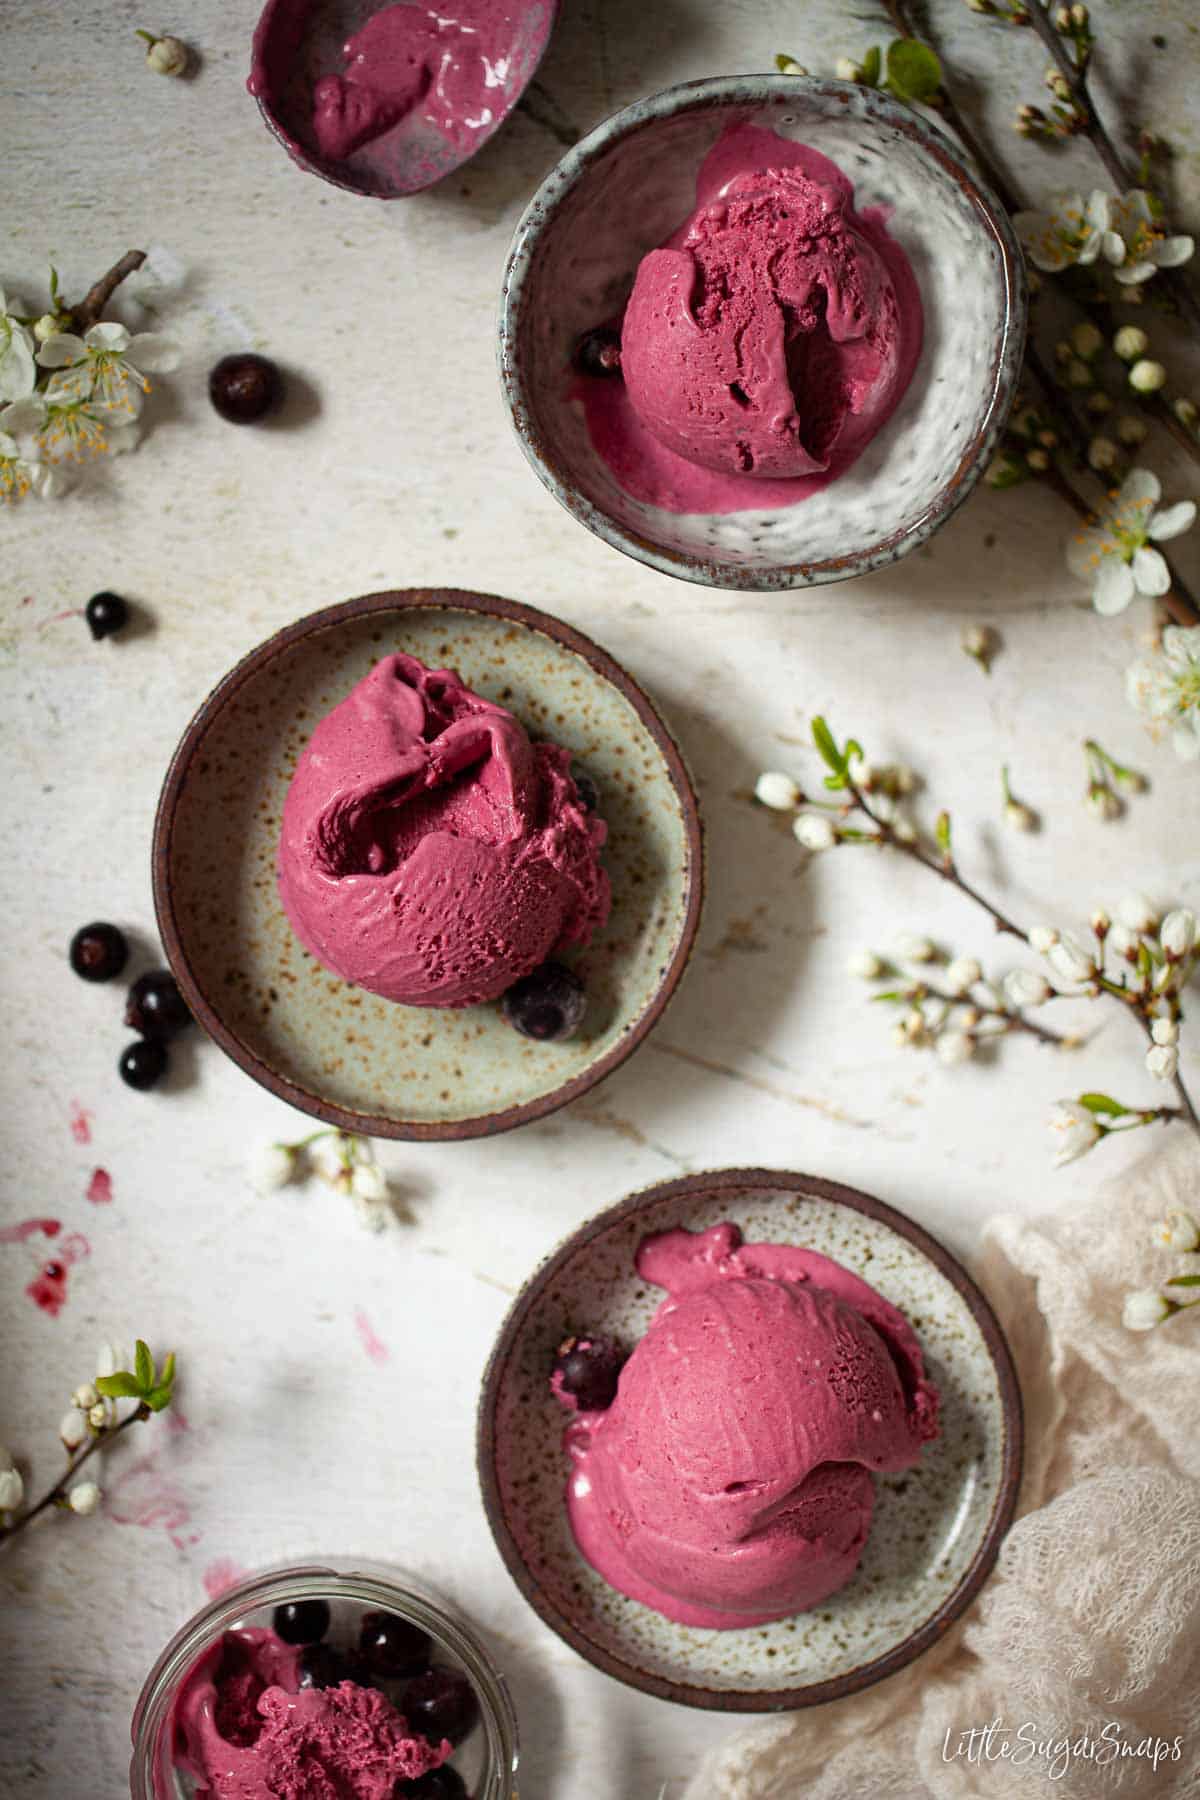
560, 1223, 939, 1628
277, 652, 610, 1007
167, 1627, 450, 1798
620, 164, 905, 480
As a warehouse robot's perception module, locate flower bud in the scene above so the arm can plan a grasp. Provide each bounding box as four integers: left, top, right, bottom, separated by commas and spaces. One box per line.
1065, 358, 1093, 389
1129, 359, 1166, 394
1155, 1209, 1200, 1252
1145, 1043, 1179, 1082
71, 1383, 98, 1411
834, 57, 864, 81
1005, 800, 1037, 832
936, 1030, 976, 1066
776, 56, 808, 75
67, 1480, 102, 1516
962, 623, 993, 661
1159, 909, 1196, 959
847, 950, 884, 980
1085, 391, 1112, 415
1113, 326, 1149, 362
252, 1142, 297, 1193
350, 1161, 387, 1203
59, 1408, 89, 1449
1122, 1289, 1169, 1331
896, 933, 936, 964
1029, 926, 1060, 954
793, 813, 837, 852
145, 33, 189, 75
0, 1467, 24, 1512
893, 818, 918, 844
1071, 323, 1104, 362
1117, 892, 1158, 932
1087, 437, 1118, 472
1047, 936, 1095, 984
87, 1402, 108, 1430
1087, 782, 1121, 819
1106, 924, 1138, 960
1172, 397, 1198, 430
1025, 448, 1050, 472
1070, 2, 1088, 23
1151, 1016, 1180, 1046
1089, 909, 1110, 936
1004, 969, 1052, 1008
945, 956, 982, 994
754, 770, 801, 812
1048, 1099, 1100, 1166
1053, 3, 1071, 25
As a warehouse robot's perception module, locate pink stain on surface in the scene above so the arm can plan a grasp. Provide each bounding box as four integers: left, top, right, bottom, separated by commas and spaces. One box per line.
86, 1167, 113, 1205
108, 1454, 191, 1537
69, 1102, 93, 1145
0, 1217, 61, 1246
25, 1232, 90, 1316
203, 1557, 250, 1600
354, 1307, 390, 1365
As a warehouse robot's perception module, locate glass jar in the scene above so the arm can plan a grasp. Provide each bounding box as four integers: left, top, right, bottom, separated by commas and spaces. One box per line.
130, 1561, 519, 1798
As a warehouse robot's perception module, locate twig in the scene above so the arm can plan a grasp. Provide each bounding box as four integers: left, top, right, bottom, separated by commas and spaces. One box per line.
843, 780, 1200, 1136
70, 250, 147, 333
916, 979, 1071, 1046
0, 1406, 147, 1543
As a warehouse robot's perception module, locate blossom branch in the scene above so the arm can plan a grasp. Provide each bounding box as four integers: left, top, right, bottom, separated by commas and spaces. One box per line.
0, 1408, 145, 1543
70, 249, 147, 333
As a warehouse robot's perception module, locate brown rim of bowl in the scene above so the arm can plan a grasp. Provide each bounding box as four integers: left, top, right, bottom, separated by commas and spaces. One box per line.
151, 587, 705, 1141
476, 1165, 1024, 1711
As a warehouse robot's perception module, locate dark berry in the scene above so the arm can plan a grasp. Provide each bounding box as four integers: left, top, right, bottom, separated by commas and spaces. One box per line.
85, 591, 129, 640
501, 962, 586, 1043
569, 762, 599, 814
573, 326, 622, 378
396, 1767, 468, 1798
552, 1335, 625, 1411
403, 1668, 479, 1746
119, 1038, 168, 1090
358, 1611, 432, 1679
70, 922, 129, 983
297, 1643, 348, 1690
209, 353, 283, 424
125, 970, 192, 1040
273, 1598, 331, 1645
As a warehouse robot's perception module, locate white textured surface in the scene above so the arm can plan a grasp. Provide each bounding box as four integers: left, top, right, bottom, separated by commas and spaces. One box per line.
0, 0, 1197, 1796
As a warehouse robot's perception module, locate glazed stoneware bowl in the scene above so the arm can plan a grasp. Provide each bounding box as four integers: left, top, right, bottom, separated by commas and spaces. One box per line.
249, 0, 559, 198
477, 1168, 1022, 1710
499, 75, 1027, 589
152, 589, 703, 1139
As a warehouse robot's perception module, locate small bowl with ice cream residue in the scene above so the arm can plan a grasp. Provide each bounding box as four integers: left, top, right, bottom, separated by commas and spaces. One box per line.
249, 0, 559, 198
477, 1167, 1022, 1710
130, 1560, 519, 1797
152, 588, 703, 1140
500, 74, 1026, 590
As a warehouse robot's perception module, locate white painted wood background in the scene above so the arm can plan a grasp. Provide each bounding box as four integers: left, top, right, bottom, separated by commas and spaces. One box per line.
1, 0, 1197, 1793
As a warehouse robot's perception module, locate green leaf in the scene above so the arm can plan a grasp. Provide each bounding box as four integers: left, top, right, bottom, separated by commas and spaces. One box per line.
96, 1371, 143, 1400
143, 1385, 174, 1412
885, 38, 942, 102
870, 989, 912, 1004
135, 1340, 154, 1391
1165, 1273, 1200, 1288
861, 44, 882, 86
935, 810, 952, 854
48, 264, 60, 304
1077, 1092, 1129, 1117
811, 716, 843, 774
158, 1350, 177, 1391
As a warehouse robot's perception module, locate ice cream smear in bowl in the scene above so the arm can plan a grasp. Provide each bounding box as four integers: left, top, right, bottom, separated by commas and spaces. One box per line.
249, 0, 558, 196
500, 76, 1026, 587
555, 1223, 940, 1629
479, 1169, 1022, 1708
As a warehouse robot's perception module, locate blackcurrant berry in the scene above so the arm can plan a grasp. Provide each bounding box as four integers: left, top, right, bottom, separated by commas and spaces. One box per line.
70, 922, 129, 982
297, 1642, 347, 1690
125, 970, 192, 1040
569, 762, 600, 814
501, 962, 587, 1043
395, 1766, 468, 1798
85, 591, 130, 639
403, 1668, 478, 1746
119, 1038, 168, 1090
273, 1598, 331, 1646
358, 1611, 432, 1679
209, 353, 283, 424
573, 327, 622, 378
552, 1335, 625, 1411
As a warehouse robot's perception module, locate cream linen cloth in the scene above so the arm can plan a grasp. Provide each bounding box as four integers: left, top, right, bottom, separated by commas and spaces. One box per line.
683, 1136, 1200, 1800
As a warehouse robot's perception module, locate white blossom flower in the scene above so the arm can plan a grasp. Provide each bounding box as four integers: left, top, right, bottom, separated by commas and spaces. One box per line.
95, 1343, 121, 1380
896, 933, 936, 963
1160, 909, 1197, 959
945, 956, 982, 994
59, 1408, 89, 1450
1127, 627, 1200, 762
1146, 1043, 1179, 1082
1029, 926, 1060, 954
1014, 189, 1120, 272
1067, 470, 1196, 616
754, 771, 801, 811
0, 290, 37, 401
36, 322, 179, 422
1151, 1017, 1180, 1046
1048, 1098, 1101, 1166
793, 813, 837, 851
252, 1143, 297, 1193
350, 1162, 387, 1203
1047, 935, 1096, 985
936, 1030, 976, 1066
847, 950, 884, 980
1122, 1289, 1170, 1331
67, 1480, 102, 1516
0, 1466, 24, 1513
1154, 1208, 1199, 1251
1117, 891, 1159, 932
1005, 969, 1052, 1008
1106, 189, 1194, 286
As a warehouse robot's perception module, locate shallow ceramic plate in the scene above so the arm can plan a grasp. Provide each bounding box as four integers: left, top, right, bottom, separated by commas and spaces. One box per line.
500, 75, 1026, 589
478, 1168, 1022, 1709
152, 590, 703, 1139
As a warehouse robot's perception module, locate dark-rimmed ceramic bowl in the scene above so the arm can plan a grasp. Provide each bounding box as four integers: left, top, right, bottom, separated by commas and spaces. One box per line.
249, 0, 559, 198
152, 589, 703, 1139
477, 1168, 1022, 1710
499, 74, 1026, 589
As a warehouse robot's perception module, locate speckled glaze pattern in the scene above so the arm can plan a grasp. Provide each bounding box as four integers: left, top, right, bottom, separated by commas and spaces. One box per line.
250, 0, 558, 198
152, 591, 703, 1139
478, 1169, 1022, 1710
499, 76, 1027, 589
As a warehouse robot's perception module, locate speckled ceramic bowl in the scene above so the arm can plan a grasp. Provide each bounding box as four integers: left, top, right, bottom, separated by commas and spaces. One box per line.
478, 1168, 1022, 1709
249, 0, 559, 198
500, 75, 1026, 589
152, 589, 703, 1139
